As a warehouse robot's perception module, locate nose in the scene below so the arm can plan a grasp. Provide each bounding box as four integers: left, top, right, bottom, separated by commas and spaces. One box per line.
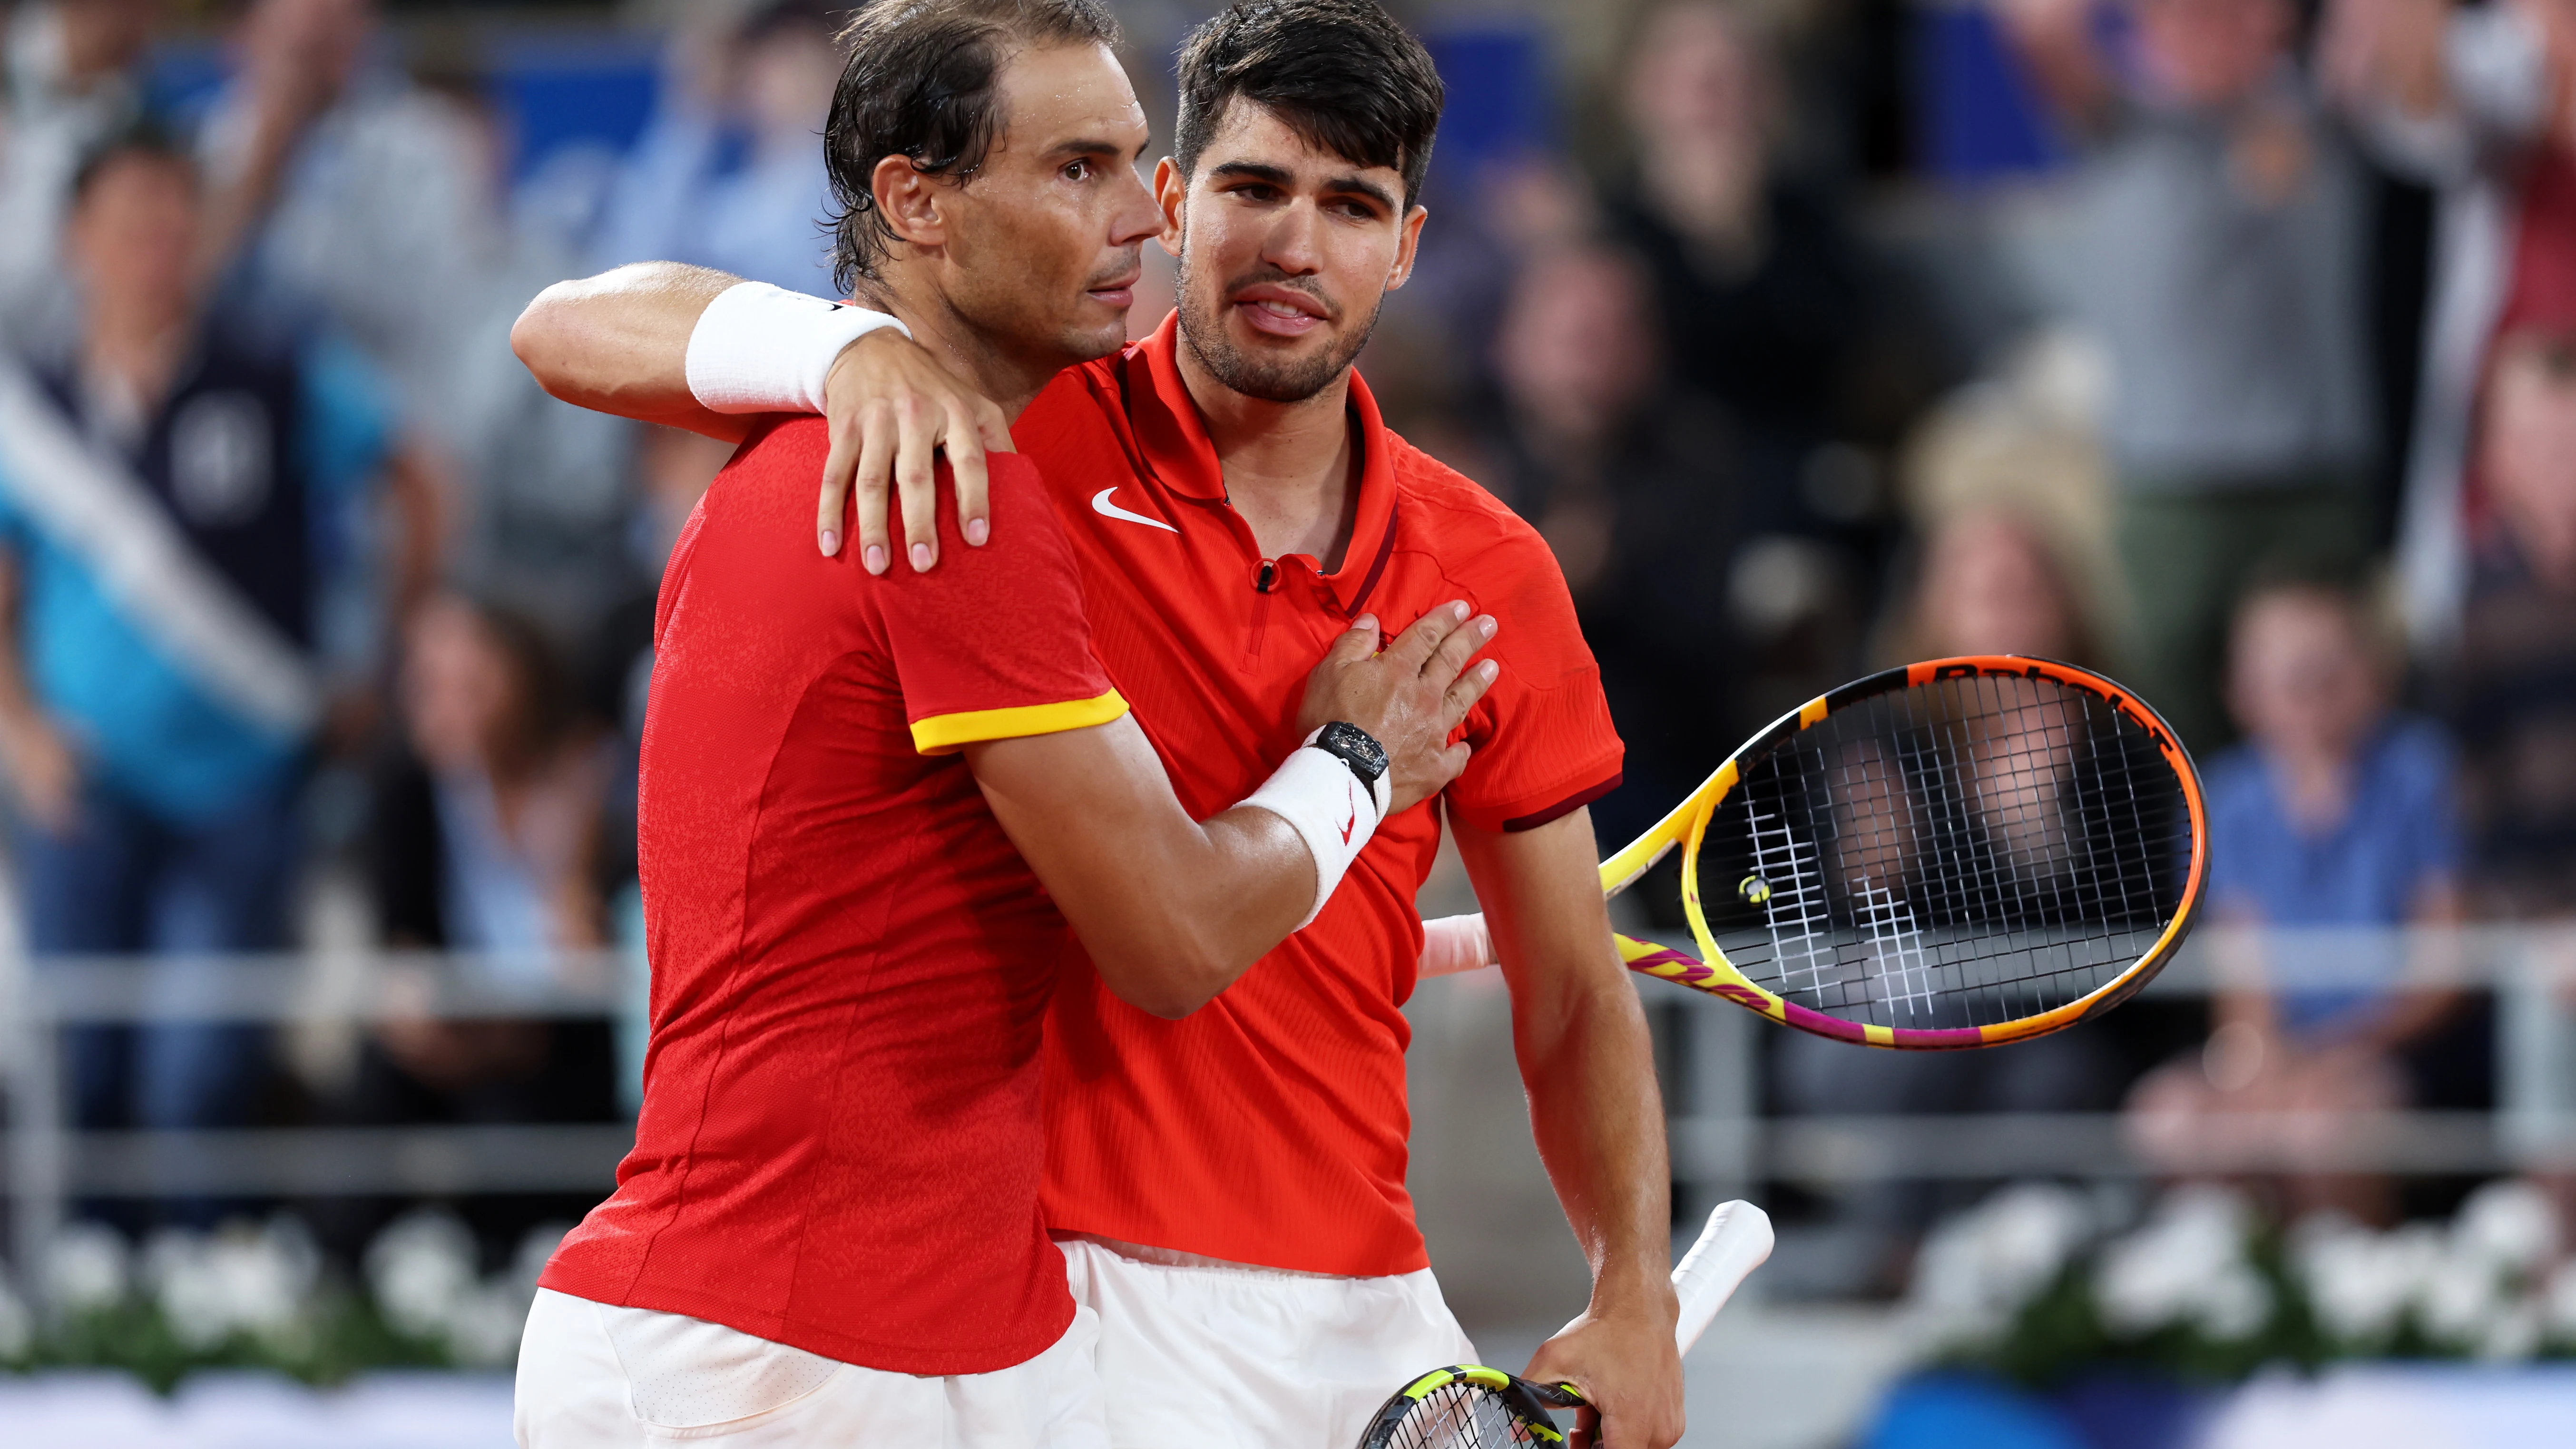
1260, 202, 1324, 277
1109, 162, 1161, 249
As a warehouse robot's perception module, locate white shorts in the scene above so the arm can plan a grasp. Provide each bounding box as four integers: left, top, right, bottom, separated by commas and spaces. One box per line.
1058, 1237, 1479, 1449
514, 1288, 1109, 1449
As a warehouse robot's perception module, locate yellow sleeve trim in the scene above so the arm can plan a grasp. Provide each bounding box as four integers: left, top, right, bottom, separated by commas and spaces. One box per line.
910, 688, 1128, 755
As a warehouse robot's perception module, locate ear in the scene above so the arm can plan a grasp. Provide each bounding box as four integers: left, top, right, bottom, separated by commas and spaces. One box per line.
1383, 204, 1430, 294
1151, 156, 1187, 255
872, 154, 948, 251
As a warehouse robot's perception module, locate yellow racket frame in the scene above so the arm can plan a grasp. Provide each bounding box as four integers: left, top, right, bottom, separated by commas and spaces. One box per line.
1594, 656, 2208, 1049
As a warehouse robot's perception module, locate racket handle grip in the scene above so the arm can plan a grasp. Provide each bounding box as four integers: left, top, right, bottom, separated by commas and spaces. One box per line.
1418, 913, 1494, 977
1670, 1201, 1772, 1355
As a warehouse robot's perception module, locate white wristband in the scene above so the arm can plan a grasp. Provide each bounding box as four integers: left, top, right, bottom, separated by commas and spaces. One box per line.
684, 281, 911, 416
1242, 744, 1387, 931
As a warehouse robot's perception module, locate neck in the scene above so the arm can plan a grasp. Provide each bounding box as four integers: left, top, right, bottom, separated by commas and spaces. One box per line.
85, 302, 188, 405
1175, 337, 1361, 568
861, 268, 1064, 421
2266, 741, 2356, 832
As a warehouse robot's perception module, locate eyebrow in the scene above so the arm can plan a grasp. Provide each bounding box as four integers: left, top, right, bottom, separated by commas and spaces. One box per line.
1048, 135, 1145, 161
1207, 161, 1399, 213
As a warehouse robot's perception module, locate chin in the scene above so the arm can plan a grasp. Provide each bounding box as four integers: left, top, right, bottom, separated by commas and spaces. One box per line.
1056, 314, 1131, 364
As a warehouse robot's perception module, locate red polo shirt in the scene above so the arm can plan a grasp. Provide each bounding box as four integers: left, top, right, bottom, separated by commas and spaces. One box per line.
1021, 314, 1623, 1276
541, 422, 1125, 1372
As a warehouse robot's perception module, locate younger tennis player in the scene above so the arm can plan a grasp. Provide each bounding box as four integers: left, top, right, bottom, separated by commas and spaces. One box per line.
512, 3, 1683, 1446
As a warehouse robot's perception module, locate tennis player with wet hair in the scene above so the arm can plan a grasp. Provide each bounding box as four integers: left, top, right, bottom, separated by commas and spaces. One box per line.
512, 2, 1684, 1446
511, 4, 1500, 1448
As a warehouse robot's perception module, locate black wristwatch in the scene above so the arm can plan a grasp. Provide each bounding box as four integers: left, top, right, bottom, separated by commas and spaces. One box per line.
1311, 721, 1391, 813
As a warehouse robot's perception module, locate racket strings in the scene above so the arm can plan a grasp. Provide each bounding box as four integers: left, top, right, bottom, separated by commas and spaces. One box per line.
1702, 674, 2193, 1029
1377, 1383, 1552, 1449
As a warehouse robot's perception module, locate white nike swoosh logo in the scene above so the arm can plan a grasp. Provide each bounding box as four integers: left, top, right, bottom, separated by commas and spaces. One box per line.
1091, 487, 1178, 534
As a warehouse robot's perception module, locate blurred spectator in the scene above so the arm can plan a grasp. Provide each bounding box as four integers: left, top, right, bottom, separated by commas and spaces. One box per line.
2323, 0, 2576, 652
2127, 579, 2469, 1222
1479, 242, 1864, 850
1771, 507, 2126, 1292
2451, 313, 2576, 914
592, 0, 840, 294
1880, 509, 2103, 666
1895, 327, 2125, 655
1608, 1, 1874, 451
403, 55, 642, 640
372, 594, 606, 959
1998, 0, 2379, 753
331, 593, 617, 1260
196, 0, 502, 416
0, 0, 159, 340
0, 126, 437, 1204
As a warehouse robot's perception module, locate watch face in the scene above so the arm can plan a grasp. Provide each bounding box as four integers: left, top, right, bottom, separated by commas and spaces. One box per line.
1323, 722, 1388, 778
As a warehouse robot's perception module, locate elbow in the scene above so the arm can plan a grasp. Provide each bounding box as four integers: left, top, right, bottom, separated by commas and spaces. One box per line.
1097, 940, 1243, 1021
509, 285, 579, 401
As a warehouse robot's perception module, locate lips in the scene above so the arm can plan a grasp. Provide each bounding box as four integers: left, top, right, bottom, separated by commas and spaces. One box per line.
1087, 266, 1143, 310
1231, 283, 1329, 338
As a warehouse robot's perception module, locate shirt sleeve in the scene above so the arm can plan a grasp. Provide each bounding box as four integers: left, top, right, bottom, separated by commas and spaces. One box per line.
877, 452, 1127, 755
1439, 523, 1625, 833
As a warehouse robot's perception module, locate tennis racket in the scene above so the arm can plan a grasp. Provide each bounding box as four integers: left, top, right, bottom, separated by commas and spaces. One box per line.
1355, 1200, 1773, 1449
1423, 656, 2206, 1048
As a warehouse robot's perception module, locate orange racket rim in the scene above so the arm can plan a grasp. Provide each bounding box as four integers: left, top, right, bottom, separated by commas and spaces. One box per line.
1612, 655, 2207, 1050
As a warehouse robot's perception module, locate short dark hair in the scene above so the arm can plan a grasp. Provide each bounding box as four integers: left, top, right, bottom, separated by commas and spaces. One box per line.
1172, 0, 1445, 210
70, 119, 194, 206
823, 0, 1121, 292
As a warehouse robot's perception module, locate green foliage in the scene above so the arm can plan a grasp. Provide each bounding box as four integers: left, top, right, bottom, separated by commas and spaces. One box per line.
5, 1282, 450, 1394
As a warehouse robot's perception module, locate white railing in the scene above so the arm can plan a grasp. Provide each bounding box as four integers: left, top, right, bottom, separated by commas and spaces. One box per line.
0, 948, 641, 1289
1655, 923, 2576, 1206
7, 927, 2576, 1306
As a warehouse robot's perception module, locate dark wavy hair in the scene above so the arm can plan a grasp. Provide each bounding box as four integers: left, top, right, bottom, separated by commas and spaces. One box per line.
823, 0, 1120, 291
1172, 0, 1445, 210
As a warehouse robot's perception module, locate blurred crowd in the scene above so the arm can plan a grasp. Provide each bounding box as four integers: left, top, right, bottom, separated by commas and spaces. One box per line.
0, 0, 2574, 1283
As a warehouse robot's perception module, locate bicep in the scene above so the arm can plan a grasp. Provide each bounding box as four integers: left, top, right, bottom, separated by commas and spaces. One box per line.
965, 715, 1203, 924
1452, 806, 1625, 1010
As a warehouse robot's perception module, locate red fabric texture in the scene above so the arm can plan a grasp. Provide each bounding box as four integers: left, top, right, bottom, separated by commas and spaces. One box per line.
1019, 314, 1624, 1276
2500, 145, 2576, 338
540, 424, 1113, 1374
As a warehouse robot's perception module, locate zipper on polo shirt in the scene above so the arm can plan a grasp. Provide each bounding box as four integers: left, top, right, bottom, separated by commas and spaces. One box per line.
1243, 559, 1277, 669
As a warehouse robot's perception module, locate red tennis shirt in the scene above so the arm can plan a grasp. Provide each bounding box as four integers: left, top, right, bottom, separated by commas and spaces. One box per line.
539, 421, 1126, 1373
1021, 314, 1624, 1276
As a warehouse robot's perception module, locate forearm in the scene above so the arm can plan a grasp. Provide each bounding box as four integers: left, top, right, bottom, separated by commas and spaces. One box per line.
1460, 810, 1674, 1307
510, 263, 752, 439
1519, 972, 1674, 1304
970, 718, 1322, 1018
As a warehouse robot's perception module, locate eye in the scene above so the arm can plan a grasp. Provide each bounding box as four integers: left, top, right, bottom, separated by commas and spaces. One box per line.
1062, 158, 1094, 182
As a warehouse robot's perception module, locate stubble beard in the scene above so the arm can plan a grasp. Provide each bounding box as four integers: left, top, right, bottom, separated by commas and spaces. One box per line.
1176, 253, 1383, 405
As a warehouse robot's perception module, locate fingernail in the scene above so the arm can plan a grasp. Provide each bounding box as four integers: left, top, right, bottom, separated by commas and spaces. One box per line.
966, 518, 989, 547
1478, 616, 1498, 637
820, 529, 840, 556
1452, 601, 1471, 621
1480, 660, 1500, 680
1353, 614, 1377, 632
864, 545, 887, 573
910, 543, 933, 571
